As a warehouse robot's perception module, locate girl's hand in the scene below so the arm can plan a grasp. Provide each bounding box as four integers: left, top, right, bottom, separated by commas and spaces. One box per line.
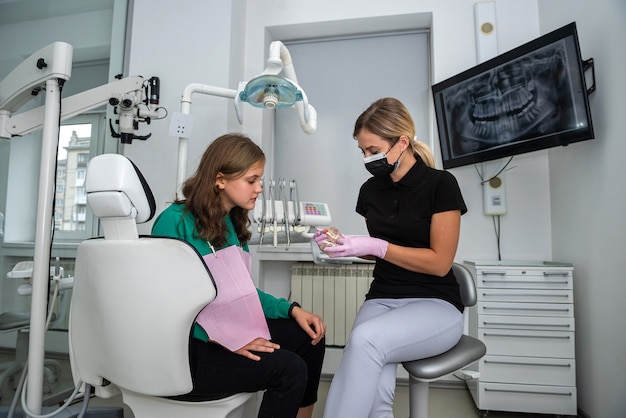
291, 307, 326, 345
234, 338, 280, 361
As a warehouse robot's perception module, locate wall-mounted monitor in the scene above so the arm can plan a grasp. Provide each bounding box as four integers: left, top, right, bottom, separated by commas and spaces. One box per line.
433, 22, 594, 170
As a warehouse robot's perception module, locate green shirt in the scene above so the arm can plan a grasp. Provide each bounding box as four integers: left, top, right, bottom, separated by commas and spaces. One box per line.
151, 202, 292, 342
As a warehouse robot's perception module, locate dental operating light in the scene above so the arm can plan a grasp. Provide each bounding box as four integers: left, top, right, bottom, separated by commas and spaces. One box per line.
174, 40, 317, 195
237, 75, 302, 110
236, 74, 313, 126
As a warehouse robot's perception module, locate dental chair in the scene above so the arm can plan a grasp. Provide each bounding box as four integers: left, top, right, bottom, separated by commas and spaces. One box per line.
401, 262, 486, 418
69, 154, 254, 418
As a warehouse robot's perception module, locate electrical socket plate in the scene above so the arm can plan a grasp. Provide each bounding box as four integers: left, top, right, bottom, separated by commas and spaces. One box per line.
483, 174, 506, 215
168, 111, 194, 138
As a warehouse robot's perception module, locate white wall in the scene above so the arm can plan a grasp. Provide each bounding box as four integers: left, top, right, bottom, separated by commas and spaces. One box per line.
539, 1, 626, 417
123, 1, 625, 417
124, 0, 238, 217
126, 0, 552, 262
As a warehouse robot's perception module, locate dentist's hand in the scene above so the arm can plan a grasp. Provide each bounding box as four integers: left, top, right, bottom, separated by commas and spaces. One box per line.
313, 228, 327, 248
322, 235, 389, 259
313, 227, 343, 250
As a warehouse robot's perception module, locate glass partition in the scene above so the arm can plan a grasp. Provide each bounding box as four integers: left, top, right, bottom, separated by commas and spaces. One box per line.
0, 0, 128, 405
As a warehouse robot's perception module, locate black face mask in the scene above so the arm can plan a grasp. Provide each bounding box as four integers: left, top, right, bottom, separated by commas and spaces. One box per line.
363, 143, 403, 177
364, 153, 396, 177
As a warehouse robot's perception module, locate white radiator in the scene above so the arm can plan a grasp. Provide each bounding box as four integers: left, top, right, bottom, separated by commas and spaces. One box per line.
290, 262, 374, 346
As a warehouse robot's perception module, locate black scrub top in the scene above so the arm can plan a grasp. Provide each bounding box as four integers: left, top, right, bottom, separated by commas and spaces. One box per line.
356, 156, 468, 312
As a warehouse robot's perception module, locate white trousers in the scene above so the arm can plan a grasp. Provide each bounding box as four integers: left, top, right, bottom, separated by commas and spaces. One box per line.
323, 298, 464, 418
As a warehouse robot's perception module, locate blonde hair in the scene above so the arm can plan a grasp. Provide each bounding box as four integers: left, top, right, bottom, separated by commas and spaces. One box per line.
353, 97, 435, 168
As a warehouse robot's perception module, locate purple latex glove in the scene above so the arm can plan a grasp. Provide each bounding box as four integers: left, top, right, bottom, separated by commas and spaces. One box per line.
313, 227, 343, 250
313, 228, 329, 250
313, 228, 327, 245
322, 235, 388, 259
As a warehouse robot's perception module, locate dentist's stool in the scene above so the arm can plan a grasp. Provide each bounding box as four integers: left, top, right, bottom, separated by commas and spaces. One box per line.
401, 263, 486, 418
69, 154, 254, 418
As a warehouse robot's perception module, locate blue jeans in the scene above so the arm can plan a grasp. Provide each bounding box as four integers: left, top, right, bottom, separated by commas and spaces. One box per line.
323, 298, 463, 418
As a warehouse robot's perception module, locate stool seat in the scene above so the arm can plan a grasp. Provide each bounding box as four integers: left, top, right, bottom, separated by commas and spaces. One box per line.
399, 263, 487, 418
402, 335, 486, 382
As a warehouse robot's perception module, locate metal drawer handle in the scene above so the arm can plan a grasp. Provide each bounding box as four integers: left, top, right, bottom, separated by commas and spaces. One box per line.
482, 306, 570, 312
481, 271, 507, 276
482, 293, 570, 298
483, 333, 571, 339
484, 388, 573, 396
484, 360, 573, 368
482, 322, 571, 328
482, 279, 569, 284
543, 271, 571, 277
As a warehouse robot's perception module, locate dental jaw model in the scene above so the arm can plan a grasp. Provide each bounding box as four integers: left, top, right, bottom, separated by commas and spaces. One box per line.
319, 227, 343, 249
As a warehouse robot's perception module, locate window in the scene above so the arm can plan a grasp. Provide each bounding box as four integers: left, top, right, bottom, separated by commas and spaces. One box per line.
0, 0, 128, 349
77, 153, 89, 165
53, 113, 107, 240
3, 81, 115, 243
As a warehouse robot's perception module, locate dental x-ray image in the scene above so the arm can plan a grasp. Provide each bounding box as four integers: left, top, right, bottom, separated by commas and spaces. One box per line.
444, 41, 576, 155
433, 22, 594, 169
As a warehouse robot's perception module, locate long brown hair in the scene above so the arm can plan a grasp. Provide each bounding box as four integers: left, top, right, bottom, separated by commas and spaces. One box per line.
177, 133, 265, 247
353, 97, 435, 168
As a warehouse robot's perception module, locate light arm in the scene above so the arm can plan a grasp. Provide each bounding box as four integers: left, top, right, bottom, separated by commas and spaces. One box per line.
1, 76, 149, 138
174, 40, 317, 196
265, 41, 317, 134
0, 42, 72, 114
0, 39, 161, 143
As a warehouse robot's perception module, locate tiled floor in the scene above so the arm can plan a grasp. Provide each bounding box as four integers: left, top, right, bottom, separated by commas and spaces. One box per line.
312, 378, 577, 418
0, 352, 577, 417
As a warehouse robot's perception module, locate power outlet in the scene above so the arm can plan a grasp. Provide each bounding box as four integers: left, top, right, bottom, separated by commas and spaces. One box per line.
168, 112, 194, 138
483, 173, 506, 215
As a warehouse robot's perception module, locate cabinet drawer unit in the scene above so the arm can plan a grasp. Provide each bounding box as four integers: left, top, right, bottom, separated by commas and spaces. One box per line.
479, 355, 576, 386
478, 383, 577, 415
477, 314, 575, 331
478, 328, 575, 358
479, 288, 573, 304
465, 260, 576, 416
477, 301, 574, 317
473, 382, 577, 415
477, 268, 572, 290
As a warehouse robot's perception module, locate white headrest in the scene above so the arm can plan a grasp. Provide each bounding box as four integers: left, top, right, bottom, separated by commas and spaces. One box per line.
85, 154, 155, 224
